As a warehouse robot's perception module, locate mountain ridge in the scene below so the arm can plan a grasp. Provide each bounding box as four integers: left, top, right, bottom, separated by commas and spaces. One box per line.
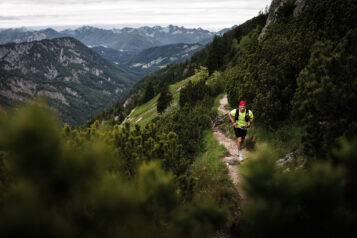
0, 25, 225, 52
0, 37, 140, 124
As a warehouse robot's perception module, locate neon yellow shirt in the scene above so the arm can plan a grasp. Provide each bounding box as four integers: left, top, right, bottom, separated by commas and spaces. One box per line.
230, 109, 254, 129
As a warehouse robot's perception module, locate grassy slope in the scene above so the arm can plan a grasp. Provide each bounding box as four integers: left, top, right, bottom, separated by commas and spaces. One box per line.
124, 75, 201, 128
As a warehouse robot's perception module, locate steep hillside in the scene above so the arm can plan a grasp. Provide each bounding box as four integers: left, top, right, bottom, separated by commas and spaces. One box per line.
0, 37, 140, 124
224, 0, 357, 158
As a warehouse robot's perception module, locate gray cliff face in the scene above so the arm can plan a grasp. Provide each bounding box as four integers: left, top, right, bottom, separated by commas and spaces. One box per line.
259, 0, 307, 40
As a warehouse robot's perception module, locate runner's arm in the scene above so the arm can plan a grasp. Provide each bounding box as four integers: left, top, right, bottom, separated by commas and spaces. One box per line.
228, 112, 234, 123
228, 111, 237, 126
248, 111, 254, 126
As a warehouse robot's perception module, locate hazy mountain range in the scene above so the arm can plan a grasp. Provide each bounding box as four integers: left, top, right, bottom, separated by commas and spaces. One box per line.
0, 25, 231, 52
0, 25, 233, 74
93, 43, 203, 75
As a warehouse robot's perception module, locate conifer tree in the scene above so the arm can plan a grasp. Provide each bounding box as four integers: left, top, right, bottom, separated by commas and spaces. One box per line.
142, 81, 155, 104
157, 83, 173, 114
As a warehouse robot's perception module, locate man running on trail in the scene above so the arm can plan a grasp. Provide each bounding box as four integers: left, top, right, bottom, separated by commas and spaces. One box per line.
228, 101, 254, 160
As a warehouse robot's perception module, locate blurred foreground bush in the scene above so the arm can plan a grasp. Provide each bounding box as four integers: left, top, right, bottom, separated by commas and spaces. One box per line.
240, 141, 357, 238
0, 103, 226, 238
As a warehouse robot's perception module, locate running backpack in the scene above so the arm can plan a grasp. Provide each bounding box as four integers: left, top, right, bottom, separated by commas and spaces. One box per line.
235, 108, 250, 122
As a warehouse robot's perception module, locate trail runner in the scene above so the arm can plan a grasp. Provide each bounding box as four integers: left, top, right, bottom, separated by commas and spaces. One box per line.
228, 101, 254, 160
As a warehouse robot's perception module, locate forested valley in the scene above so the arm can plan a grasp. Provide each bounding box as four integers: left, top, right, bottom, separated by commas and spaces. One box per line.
0, 0, 356, 237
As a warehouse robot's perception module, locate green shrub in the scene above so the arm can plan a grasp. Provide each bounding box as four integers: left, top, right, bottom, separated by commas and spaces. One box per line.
0, 103, 226, 237
240, 141, 357, 238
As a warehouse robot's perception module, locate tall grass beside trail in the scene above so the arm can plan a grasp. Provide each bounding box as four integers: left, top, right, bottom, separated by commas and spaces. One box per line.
190, 130, 241, 233
244, 123, 304, 157
218, 117, 304, 159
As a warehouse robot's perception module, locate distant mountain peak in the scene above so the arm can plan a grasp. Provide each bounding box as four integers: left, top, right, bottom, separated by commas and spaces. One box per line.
0, 25, 216, 52
76, 25, 99, 32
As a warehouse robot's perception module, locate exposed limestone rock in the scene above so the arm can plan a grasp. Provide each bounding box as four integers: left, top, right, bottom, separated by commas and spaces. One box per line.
37, 90, 69, 106
276, 149, 301, 165
65, 87, 80, 98
0, 77, 37, 101
293, 0, 307, 16
123, 93, 138, 108
68, 56, 85, 64
68, 49, 81, 57
30, 67, 38, 73
0, 89, 26, 101
259, 0, 307, 40
64, 76, 71, 82
115, 88, 123, 94
56, 38, 76, 48
45, 84, 57, 90
91, 68, 103, 76
59, 48, 65, 63
44, 65, 58, 80
1, 43, 32, 67
102, 90, 111, 95
223, 157, 239, 165
9, 78, 37, 95
70, 69, 80, 83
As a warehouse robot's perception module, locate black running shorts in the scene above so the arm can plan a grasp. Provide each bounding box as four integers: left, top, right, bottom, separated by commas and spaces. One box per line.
234, 128, 247, 139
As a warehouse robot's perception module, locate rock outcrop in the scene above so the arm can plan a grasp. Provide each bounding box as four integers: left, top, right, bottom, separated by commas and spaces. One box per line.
259, 0, 307, 40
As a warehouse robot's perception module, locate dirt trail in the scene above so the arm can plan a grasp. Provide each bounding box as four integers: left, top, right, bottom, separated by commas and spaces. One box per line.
212, 95, 248, 187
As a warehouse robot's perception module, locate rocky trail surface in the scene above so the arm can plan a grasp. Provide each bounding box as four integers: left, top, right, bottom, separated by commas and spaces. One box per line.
212, 95, 249, 190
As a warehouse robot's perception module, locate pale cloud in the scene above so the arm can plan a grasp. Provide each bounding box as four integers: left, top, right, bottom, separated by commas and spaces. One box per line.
0, 0, 271, 31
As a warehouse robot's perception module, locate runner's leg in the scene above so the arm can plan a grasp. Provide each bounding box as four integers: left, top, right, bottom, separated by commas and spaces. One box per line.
238, 137, 243, 150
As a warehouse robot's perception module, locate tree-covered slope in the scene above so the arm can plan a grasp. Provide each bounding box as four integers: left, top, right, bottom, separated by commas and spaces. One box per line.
224, 0, 357, 158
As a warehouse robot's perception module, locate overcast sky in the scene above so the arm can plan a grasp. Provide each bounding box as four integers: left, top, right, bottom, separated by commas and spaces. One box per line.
0, 0, 272, 31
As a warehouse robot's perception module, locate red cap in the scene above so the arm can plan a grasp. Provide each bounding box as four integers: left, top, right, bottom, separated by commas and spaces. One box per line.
239, 101, 246, 106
